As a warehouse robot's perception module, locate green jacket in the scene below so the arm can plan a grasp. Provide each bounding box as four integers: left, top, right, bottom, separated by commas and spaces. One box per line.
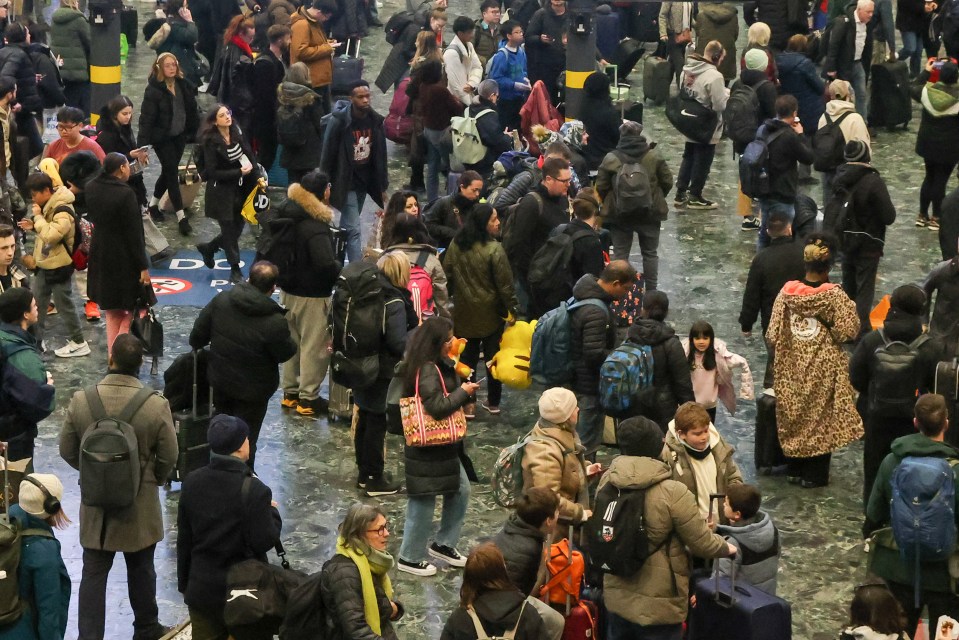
49, 8, 90, 82
866, 433, 959, 592
0, 323, 54, 440
442, 238, 517, 338
595, 133, 673, 224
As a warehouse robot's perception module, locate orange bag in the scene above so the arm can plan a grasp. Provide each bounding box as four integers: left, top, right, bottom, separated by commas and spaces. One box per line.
539, 537, 585, 606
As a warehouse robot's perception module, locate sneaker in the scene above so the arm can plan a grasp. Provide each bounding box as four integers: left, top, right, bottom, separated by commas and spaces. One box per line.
481, 403, 501, 415
673, 193, 688, 208
296, 396, 329, 417
686, 196, 718, 210
356, 475, 367, 489
178, 217, 192, 236
281, 392, 298, 409
463, 402, 476, 420
197, 242, 216, 269
397, 559, 437, 576
741, 215, 761, 231
929, 217, 941, 230
148, 205, 164, 223
84, 300, 100, 322
364, 473, 402, 496
429, 542, 467, 567
46, 303, 57, 315
915, 215, 928, 227
54, 340, 91, 358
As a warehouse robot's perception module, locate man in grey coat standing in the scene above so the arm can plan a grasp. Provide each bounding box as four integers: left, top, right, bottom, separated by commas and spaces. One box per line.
59, 334, 179, 640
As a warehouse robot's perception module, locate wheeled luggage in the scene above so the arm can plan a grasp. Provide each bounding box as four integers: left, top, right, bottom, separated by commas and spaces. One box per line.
331, 39, 364, 97
935, 355, 959, 448
328, 382, 353, 422
642, 53, 672, 105
562, 599, 599, 640
868, 60, 911, 130
755, 390, 786, 471
687, 560, 792, 640
169, 350, 212, 483
613, 37, 645, 80
121, 4, 138, 48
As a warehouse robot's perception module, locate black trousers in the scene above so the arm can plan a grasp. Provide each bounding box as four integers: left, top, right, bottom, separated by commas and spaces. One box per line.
152, 134, 188, 212
254, 128, 277, 175
786, 452, 831, 485
214, 392, 269, 469
676, 142, 717, 199
78, 545, 159, 640
209, 212, 246, 268
862, 416, 914, 507
841, 252, 880, 340
353, 379, 389, 479
921, 159, 956, 220
460, 326, 505, 407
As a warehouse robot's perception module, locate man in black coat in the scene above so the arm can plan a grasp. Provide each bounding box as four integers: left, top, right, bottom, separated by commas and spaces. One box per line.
177, 414, 283, 638
465, 80, 514, 181
743, 0, 810, 51
739, 206, 805, 387
189, 261, 297, 468
251, 25, 290, 172
570, 261, 636, 456
923, 255, 959, 358
320, 80, 387, 264
0, 23, 42, 157
823, 0, 875, 121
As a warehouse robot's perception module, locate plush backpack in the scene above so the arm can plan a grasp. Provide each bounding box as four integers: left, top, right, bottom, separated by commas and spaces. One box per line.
529, 298, 608, 386
868, 331, 929, 419
609, 154, 652, 222
256, 216, 300, 289
599, 343, 654, 418
79, 386, 154, 511
527, 227, 595, 313
586, 483, 661, 577
739, 127, 788, 199
384, 10, 415, 45
407, 251, 435, 322
329, 262, 385, 389
723, 80, 764, 147
276, 106, 305, 148
812, 112, 852, 172
495, 151, 532, 179
450, 107, 496, 165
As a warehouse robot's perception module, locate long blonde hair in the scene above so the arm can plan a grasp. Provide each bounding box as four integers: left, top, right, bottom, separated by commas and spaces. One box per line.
412, 30, 442, 67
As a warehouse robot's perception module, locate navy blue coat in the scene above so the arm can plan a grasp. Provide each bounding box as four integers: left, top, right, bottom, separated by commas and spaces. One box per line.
775, 51, 825, 134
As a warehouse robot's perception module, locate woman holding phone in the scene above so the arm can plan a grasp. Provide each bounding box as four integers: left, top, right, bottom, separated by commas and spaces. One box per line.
95, 95, 150, 210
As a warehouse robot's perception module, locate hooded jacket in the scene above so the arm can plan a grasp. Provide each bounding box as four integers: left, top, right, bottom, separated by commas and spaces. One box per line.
569, 275, 615, 396
693, 3, 739, 81
0, 323, 53, 442
599, 455, 729, 626
503, 184, 571, 284
716, 510, 780, 595
31, 187, 76, 271
680, 337, 755, 414
320, 104, 388, 211
680, 55, 729, 144
491, 513, 546, 596
581, 73, 622, 169
914, 72, 959, 163
818, 99, 871, 154
290, 6, 334, 88
595, 132, 673, 223
766, 281, 863, 457
923, 257, 959, 353
189, 282, 297, 399
739, 236, 806, 333
49, 7, 90, 82
276, 184, 341, 298
521, 419, 589, 523
830, 162, 896, 256
440, 590, 548, 640
277, 81, 325, 171
663, 421, 743, 518
775, 51, 826, 134
444, 35, 483, 106
625, 319, 695, 430
757, 118, 814, 203
443, 236, 517, 339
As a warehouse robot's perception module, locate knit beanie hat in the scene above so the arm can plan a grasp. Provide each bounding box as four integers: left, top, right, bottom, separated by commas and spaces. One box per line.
940, 61, 959, 85
844, 139, 870, 163
300, 169, 329, 197
744, 48, 768, 71
538, 388, 578, 424
18, 474, 63, 517
208, 414, 250, 455
617, 417, 666, 458
619, 120, 643, 137
890, 284, 926, 317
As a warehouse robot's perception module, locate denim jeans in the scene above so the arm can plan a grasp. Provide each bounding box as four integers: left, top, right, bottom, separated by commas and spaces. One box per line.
676, 142, 716, 199
423, 127, 450, 203
607, 612, 682, 640
78, 545, 160, 640
848, 62, 868, 122
757, 199, 795, 249
398, 463, 471, 563
340, 190, 365, 264
900, 30, 924, 76
575, 393, 604, 456
609, 222, 661, 291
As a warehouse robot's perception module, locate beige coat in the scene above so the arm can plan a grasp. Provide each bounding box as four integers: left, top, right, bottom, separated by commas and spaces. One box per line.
600, 455, 729, 626
290, 7, 334, 88
662, 420, 743, 521
59, 374, 179, 552
31, 186, 76, 270
521, 420, 589, 523
817, 99, 872, 154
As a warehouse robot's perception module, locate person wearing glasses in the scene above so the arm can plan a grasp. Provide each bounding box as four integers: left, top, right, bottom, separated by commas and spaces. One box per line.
320, 503, 405, 640
41, 106, 105, 165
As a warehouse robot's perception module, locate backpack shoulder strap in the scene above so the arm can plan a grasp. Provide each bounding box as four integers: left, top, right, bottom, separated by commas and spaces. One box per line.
878, 328, 890, 347
505, 600, 527, 640
116, 387, 158, 424
834, 111, 852, 126
84, 386, 107, 422
414, 250, 430, 268
764, 127, 789, 146
20, 528, 54, 540
530, 191, 544, 217
910, 333, 931, 350
476, 108, 495, 119
466, 606, 489, 639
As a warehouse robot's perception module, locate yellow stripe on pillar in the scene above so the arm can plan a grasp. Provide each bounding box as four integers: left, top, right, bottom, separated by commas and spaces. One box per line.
90, 65, 122, 85
565, 70, 592, 90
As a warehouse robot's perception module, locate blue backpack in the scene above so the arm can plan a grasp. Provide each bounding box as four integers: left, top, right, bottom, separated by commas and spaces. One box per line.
529, 298, 608, 387
599, 343, 654, 418
890, 456, 959, 607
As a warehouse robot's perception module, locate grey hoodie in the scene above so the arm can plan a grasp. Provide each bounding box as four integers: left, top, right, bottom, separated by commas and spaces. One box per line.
681, 54, 729, 144
716, 510, 780, 595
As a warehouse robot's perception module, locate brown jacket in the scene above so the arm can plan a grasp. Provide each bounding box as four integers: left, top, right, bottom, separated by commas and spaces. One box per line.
662, 421, 743, 522
290, 7, 334, 88
521, 420, 589, 523
59, 374, 179, 552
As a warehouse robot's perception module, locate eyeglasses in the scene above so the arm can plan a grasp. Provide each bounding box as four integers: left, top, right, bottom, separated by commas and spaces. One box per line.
56, 123, 79, 132
366, 523, 389, 536
549, 176, 572, 184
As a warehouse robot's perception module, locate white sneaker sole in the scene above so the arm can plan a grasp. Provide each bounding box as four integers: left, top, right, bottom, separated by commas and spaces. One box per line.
397, 562, 437, 577
428, 548, 467, 567
54, 344, 91, 358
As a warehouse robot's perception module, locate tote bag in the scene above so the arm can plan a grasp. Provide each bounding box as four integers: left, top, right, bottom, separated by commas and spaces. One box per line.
400, 365, 467, 447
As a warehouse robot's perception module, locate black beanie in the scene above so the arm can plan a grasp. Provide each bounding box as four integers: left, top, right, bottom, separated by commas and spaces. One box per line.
844, 139, 870, 163
890, 284, 926, 316
617, 416, 666, 458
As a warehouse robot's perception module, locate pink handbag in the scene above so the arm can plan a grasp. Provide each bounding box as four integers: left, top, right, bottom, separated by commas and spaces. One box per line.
400, 365, 468, 447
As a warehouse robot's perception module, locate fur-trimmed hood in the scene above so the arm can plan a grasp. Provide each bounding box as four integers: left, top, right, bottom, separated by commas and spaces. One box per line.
277, 81, 318, 108
287, 183, 333, 223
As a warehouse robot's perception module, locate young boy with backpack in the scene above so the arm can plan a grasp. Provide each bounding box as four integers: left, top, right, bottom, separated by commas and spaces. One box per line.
715, 483, 781, 595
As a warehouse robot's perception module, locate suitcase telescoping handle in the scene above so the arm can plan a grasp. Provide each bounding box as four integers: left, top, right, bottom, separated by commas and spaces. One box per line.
191, 350, 214, 420
713, 545, 744, 607
341, 38, 360, 58
0, 443, 8, 525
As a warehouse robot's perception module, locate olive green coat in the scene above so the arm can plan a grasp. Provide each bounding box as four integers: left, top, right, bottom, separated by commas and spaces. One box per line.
442, 239, 517, 338
50, 8, 91, 82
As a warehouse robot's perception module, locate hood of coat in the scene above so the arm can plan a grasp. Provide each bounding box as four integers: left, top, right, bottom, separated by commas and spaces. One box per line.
698, 2, 737, 24
682, 54, 718, 78
605, 454, 672, 490
501, 511, 546, 542
286, 183, 333, 224
0, 322, 38, 349
471, 590, 527, 626
292, 6, 317, 26
778, 280, 847, 318
922, 82, 959, 116
825, 99, 858, 117
583, 71, 611, 99
839, 626, 904, 640
44, 186, 75, 218
890, 432, 959, 459
665, 420, 721, 452
833, 162, 878, 191
148, 21, 171, 49
716, 510, 775, 553
572, 274, 613, 304
226, 281, 287, 317
629, 318, 676, 346
616, 132, 649, 159
52, 7, 85, 25
278, 81, 318, 108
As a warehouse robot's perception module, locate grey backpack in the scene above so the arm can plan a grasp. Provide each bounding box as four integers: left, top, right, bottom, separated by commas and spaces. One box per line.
79, 386, 155, 511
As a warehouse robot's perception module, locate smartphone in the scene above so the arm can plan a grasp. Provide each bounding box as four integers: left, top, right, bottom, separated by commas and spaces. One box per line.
475, 376, 487, 384
935, 59, 947, 70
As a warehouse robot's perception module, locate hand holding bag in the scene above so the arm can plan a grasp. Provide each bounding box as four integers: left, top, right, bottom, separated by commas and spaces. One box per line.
132, 286, 163, 374
400, 365, 467, 447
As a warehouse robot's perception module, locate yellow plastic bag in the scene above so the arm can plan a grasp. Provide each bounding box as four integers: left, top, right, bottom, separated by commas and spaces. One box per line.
241, 177, 269, 225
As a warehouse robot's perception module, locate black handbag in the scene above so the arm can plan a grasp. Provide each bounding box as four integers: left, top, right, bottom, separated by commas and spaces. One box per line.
42, 264, 75, 285
131, 289, 163, 375
330, 351, 379, 390
665, 87, 719, 145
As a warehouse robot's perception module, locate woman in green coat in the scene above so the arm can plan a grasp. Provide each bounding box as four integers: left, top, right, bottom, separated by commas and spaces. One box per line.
442, 204, 517, 416
49, 0, 91, 115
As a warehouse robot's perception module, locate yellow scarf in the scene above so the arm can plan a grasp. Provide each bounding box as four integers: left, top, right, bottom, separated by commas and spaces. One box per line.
335, 536, 394, 635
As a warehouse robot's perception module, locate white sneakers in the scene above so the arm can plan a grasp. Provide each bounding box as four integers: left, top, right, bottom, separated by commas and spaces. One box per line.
54, 340, 91, 358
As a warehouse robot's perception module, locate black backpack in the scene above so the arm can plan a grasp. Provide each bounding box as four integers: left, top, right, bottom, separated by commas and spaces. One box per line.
329, 262, 385, 389
739, 127, 788, 199
723, 80, 765, 147
812, 112, 852, 172
278, 571, 326, 640
276, 106, 305, 148
586, 482, 664, 577
256, 217, 299, 289
868, 330, 930, 419
528, 226, 594, 313
824, 177, 869, 252
384, 11, 415, 45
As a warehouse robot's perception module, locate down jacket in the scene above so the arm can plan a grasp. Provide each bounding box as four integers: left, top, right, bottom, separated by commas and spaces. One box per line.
30, 187, 75, 271
599, 455, 730, 626
662, 421, 744, 519
443, 237, 517, 338
829, 162, 896, 256
716, 510, 780, 595
320, 555, 402, 640
0, 43, 41, 113
49, 7, 90, 82
521, 419, 589, 524
625, 319, 695, 431
276, 183, 341, 298
595, 132, 672, 224
569, 275, 615, 396
492, 512, 546, 596
137, 75, 200, 146
290, 6, 334, 88
441, 590, 548, 640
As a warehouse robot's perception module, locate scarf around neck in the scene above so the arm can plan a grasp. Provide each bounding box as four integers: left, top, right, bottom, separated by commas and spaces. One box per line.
682, 439, 713, 460
336, 536, 394, 635
231, 35, 253, 58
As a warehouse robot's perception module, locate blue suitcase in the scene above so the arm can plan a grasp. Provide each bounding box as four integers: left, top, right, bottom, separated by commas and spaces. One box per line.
687, 561, 791, 640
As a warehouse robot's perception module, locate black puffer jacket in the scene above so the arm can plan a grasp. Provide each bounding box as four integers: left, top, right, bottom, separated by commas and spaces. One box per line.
200, 129, 258, 222
424, 192, 479, 249
189, 281, 297, 399
441, 590, 549, 640
319, 554, 403, 640
492, 513, 546, 596
0, 43, 40, 113
276, 183, 341, 297
923, 257, 959, 354
137, 76, 200, 145
743, 0, 810, 51
402, 359, 471, 497
465, 98, 512, 178
570, 275, 615, 396
378, 273, 415, 381
739, 236, 806, 333
830, 162, 896, 257
277, 80, 324, 171
758, 118, 814, 204
896, 0, 928, 33
626, 319, 695, 431
177, 454, 282, 615
581, 73, 621, 171
503, 183, 571, 283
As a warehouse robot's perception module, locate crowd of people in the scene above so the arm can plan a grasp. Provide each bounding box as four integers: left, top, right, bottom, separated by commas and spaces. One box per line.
5, 0, 959, 638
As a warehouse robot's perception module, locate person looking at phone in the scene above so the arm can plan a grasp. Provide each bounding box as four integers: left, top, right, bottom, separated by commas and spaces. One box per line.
290, 0, 339, 114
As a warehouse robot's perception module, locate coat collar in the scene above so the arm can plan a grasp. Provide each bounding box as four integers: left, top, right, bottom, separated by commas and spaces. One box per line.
98, 373, 144, 388
287, 183, 333, 223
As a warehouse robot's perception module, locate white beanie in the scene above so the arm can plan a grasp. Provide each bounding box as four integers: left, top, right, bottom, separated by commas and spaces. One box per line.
18, 473, 63, 517
538, 388, 578, 424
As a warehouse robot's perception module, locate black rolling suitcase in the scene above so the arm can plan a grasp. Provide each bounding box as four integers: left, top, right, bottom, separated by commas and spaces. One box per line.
868, 60, 911, 130
169, 350, 212, 483
121, 5, 138, 48
935, 354, 959, 448
331, 39, 364, 98
755, 391, 786, 472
